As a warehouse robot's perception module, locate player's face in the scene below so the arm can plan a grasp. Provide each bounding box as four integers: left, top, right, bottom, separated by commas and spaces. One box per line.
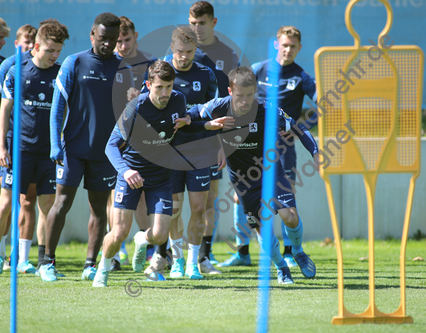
229, 84, 256, 115
116, 31, 138, 57
0, 33, 6, 50
35, 40, 63, 68
146, 76, 174, 110
274, 35, 301, 66
188, 14, 217, 45
171, 39, 196, 71
92, 24, 119, 57
15, 34, 35, 52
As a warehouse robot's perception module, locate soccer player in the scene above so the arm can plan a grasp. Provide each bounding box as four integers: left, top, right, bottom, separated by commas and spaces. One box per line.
113, 16, 156, 267
38, 13, 132, 282
145, 27, 220, 279
188, 1, 240, 265
185, 66, 318, 284
0, 22, 69, 275
220, 25, 317, 268
92, 60, 223, 287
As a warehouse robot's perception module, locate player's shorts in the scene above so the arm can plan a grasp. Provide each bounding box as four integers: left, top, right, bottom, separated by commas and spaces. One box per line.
234, 169, 296, 229
171, 167, 210, 194
1, 153, 56, 195
209, 164, 223, 181
56, 155, 116, 192
113, 174, 173, 215
280, 142, 297, 182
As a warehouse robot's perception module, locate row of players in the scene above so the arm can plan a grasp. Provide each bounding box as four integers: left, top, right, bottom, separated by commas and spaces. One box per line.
0, 1, 318, 285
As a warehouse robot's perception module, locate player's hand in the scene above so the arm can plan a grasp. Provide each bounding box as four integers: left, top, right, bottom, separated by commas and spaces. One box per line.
279, 129, 296, 141
313, 153, 320, 173
0, 148, 11, 168
127, 87, 141, 102
217, 147, 226, 171
205, 116, 235, 130
124, 169, 144, 189
55, 159, 64, 167
174, 115, 191, 132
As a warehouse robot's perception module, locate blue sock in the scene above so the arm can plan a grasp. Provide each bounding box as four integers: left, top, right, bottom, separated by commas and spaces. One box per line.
285, 216, 304, 255
211, 198, 220, 250
234, 203, 251, 246
257, 233, 287, 269
281, 221, 291, 246
120, 241, 127, 253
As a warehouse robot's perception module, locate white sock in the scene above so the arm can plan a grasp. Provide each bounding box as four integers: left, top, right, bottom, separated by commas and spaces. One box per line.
170, 238, 184, 259
187, 244, 200, 265
0, 235, 6, 257
134, 231, 150, 248
113, 252, 121, 262
19, 239, 32, 264
99, 255, 112, 271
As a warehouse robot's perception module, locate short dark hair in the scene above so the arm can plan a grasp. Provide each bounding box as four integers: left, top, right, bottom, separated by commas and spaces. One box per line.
119, 16, 135, 35
148, 60, 176, 83
36, 23, 69, 45
276, 26, 301, 43
171, 26, 197, 45
94, 12, 121, 28
228, 67, 256, 89
0, 18, 11, 37
189, 1, 214, 19
38, 19, 70, 41
16, 24, 37, 42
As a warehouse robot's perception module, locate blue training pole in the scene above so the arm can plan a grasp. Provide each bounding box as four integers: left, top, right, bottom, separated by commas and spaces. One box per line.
256, 38, 279, 333
11, 45, 22, 333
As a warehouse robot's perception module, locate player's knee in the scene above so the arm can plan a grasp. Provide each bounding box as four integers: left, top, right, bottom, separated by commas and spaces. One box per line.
191, 203, 205, 217
151, 229, 168, 245
38, 198, 55, 216
172, 201, 181, 219
281, 208, 299, 228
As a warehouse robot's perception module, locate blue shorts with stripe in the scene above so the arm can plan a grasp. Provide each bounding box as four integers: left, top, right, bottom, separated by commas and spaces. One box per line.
171, 167, 210, 194
113, 174, 173, 214
209, 164, 223, 181
56, 154, 116, 191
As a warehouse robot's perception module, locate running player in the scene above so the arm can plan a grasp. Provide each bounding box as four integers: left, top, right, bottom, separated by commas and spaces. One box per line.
0, 22, 69, 275
220, 26, 317, 268
38, 13, 132, 282
188, 1, 240, 265
92, 60, 223, 287
184, 67, 318, 284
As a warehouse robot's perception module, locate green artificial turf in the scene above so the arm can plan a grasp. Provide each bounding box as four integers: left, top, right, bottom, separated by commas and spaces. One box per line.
0, 239, 425, 333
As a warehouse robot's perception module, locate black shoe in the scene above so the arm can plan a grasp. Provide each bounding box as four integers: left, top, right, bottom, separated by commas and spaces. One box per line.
110, 258, 122, 272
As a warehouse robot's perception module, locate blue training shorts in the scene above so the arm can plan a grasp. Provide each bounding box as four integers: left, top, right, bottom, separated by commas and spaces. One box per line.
114, 174, 173, 215
56, 155, 116, 191
171, 167, 210, 194
209, 164, 223, 181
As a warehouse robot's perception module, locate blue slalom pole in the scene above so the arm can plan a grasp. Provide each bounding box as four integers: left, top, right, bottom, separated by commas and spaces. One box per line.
10, 45, 22, 333
256, 38, 279, 333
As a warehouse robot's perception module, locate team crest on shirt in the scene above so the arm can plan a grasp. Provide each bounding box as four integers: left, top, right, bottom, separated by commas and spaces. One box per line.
26, 80, 30, 84
57, 168, 64, 179
215, 60, 224, 71
193, 81, 201, 91
249, 123, 258, 132
115, 192, 123, 203
287, 79, 296, 90
171, 113, 179, 122
116, 73, 123, 83
38, 93, 45, 101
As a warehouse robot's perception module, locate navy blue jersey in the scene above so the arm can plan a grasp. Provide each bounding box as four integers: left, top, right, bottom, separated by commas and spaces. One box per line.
2, 59, 60, 155
50, 48, 133, 162
187, 96, 318, 186
0, 56, 5, 66
0, 50, 32, 99
252, 59, 317, 121
194, 36, 240, 97
116, 50, 156, 91
106, 90, 196, 186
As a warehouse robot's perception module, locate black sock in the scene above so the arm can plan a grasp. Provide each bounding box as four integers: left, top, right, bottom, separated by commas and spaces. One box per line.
83, 258, 97, 269
156, 241, 168, 259
43, 254, 56, 266
37, 245, 46, 269
238, 245, 249, 256
283, 246, 292, 255
199, 236, 212, 263
147, 244, 154, 250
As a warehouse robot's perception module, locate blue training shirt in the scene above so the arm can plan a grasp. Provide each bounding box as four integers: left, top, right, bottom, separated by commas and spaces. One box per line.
187, 96, 318, 186
2, 59, 60, 156
252, 59, 317, 122
50, 48, 133, 162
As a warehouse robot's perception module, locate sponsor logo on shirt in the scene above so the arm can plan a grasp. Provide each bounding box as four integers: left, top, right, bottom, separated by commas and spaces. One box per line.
249, 123, 258, 132
193, 81, 201, 91
234, 135, 242, 143
39, 92, 45, 101
215, 60, 224, 71
196, 175, 210, 180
